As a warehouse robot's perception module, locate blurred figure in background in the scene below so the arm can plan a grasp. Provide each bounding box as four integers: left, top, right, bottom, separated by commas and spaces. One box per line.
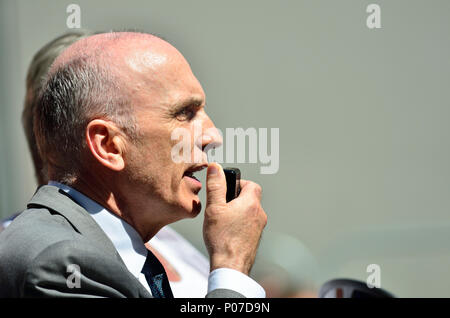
1, 30, 209, 298
251, 231, 319, 297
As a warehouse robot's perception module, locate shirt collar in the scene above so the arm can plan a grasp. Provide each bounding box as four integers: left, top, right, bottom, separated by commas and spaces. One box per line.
48, 181, 148, 279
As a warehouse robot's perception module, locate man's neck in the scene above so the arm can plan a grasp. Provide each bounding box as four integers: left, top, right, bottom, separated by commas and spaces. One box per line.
65, 174, 165, 242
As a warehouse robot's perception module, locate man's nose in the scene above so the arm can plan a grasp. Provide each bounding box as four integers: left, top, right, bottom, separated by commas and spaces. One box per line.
199, 114, 223, 151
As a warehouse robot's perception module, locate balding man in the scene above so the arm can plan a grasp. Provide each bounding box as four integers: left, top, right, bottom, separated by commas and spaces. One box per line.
0, 32, 267, 298
2, 30, 210, 297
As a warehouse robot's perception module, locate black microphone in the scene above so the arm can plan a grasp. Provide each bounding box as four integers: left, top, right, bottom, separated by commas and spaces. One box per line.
224, 168, 241, 202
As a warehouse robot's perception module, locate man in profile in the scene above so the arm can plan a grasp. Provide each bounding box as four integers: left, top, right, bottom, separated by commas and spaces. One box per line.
13, 30, 211, 297
0, 32, 267, 298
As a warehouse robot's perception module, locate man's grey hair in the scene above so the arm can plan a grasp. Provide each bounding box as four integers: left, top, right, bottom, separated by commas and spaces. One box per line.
34, 44, 138, 185
23, 30, 95, 185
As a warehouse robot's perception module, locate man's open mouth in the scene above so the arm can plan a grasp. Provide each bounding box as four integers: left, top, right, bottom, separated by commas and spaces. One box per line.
183, 170, 199, 181
183, 164, 208, 182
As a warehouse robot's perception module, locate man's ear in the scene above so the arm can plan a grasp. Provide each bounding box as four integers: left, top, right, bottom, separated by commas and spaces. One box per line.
85, 119, 126, 171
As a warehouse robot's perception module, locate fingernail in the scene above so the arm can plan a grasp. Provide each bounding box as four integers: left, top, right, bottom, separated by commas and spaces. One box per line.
208, 164, 218, 175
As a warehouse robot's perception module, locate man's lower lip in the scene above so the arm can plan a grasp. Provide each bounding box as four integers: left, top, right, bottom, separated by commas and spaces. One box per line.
183, 175, 202, 188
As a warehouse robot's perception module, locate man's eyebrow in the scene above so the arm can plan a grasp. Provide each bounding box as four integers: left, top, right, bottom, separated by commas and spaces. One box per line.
173, 96, 205, 110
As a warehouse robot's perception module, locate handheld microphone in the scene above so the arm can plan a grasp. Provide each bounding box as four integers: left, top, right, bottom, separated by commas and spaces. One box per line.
224, 168, 241, 202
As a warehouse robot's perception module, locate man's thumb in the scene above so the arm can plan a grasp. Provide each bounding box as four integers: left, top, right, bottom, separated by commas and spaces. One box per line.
206, 163, 227, 206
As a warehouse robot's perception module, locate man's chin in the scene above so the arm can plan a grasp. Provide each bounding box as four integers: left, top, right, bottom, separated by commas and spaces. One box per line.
177, 187, 202, 215
180, 197, 202, 218
171, 191, 203, 219
190, 200, 202, 216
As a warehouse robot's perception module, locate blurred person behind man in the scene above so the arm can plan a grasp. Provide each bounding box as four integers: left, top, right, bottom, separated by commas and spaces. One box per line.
251, 231, 319, 297
4, 30, 209, 297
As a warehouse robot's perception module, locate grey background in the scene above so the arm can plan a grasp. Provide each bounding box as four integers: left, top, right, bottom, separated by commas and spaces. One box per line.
1, 0, 450, 297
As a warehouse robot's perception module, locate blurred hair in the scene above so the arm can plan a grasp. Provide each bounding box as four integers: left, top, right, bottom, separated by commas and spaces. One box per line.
22, 30, 95, 185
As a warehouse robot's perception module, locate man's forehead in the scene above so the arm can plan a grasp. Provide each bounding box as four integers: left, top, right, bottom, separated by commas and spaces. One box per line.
50, 32, 176, 75
49, 31, 205, 109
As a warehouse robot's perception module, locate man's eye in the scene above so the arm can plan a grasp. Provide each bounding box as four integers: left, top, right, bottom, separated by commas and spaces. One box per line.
175, 107, 196, 121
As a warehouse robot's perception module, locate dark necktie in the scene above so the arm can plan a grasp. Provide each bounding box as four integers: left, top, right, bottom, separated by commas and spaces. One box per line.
141, 250, 174, 298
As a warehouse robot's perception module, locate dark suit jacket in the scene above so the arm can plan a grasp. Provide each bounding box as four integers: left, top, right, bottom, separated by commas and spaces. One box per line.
0, 185, 243, 298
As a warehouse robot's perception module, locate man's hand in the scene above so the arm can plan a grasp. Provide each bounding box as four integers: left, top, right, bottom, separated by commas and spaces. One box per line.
203, 163, 267, 275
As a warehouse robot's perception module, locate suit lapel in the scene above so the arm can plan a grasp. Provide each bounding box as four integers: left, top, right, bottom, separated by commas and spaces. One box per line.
27, 185, 152, 298
28, 185, 119, 257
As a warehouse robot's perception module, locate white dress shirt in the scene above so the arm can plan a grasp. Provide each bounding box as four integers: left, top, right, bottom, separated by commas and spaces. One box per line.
50, 181, 265, 298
